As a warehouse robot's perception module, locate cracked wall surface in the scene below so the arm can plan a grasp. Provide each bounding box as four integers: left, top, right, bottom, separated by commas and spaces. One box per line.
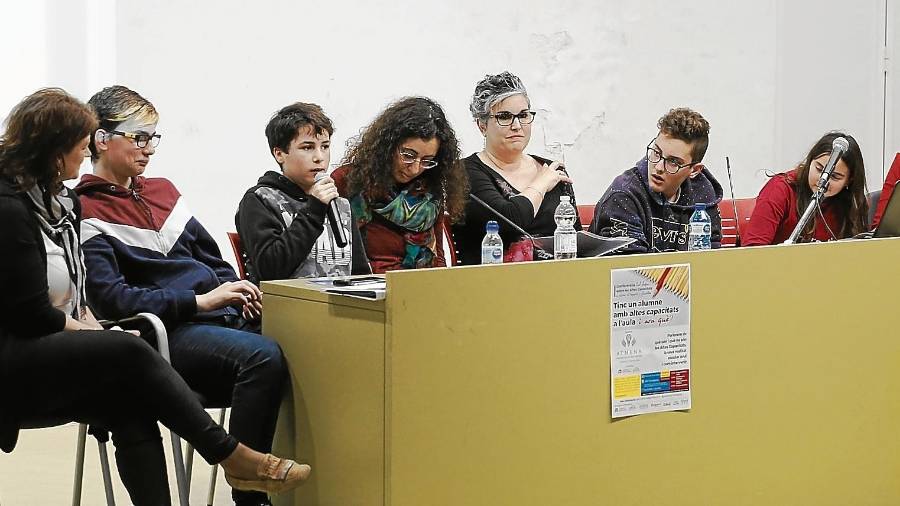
1, 0, 886, 261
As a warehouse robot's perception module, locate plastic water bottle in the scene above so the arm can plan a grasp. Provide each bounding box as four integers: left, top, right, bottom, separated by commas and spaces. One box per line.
553, 195, 577, 260
689, 203, 712, 250
481, 220, 503, 264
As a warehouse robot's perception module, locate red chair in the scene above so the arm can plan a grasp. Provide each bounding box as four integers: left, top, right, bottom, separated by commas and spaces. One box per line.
577, 204, 594, 229
226, 232, 249, 280
718, 198, 757, 247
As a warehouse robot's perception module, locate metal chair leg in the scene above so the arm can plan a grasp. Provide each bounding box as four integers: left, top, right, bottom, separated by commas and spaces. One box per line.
206, 408, 228, 506
185, 443, 194, 487
170, 433, 190, 506
72, 423, 87, 506
97, 442, 116, 506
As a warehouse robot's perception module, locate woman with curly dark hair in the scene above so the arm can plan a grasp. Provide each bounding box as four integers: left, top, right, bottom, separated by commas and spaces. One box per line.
332, 96, 468, 273
0, 88, 309, 505
744, 131, 868, 245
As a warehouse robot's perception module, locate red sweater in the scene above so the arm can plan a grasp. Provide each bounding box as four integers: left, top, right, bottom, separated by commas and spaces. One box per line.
744, 171, 841, 246
871, 153, 900, 229
331, 166, 446, 273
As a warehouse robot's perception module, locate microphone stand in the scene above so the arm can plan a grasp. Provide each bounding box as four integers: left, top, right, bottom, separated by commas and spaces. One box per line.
783, 175, 832, 245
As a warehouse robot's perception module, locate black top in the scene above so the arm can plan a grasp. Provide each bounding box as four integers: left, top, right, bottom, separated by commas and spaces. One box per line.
235, 170, 370, 282
452, 153, 583, 265
0, 178, 76, 452
0, 179, 71, 340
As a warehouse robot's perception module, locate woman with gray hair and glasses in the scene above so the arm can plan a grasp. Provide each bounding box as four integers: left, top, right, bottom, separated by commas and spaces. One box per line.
452, 71, 581, 265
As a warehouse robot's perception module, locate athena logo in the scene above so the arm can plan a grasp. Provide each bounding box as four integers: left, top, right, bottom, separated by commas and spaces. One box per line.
622, 333, 636, 348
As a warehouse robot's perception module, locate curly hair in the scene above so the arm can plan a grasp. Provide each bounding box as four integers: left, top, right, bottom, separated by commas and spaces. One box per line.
0, 88, 98, 192
87, 85, 159, 161
657, 107, 710, 163
791, 131, 868, 240
342, 97, 468, 222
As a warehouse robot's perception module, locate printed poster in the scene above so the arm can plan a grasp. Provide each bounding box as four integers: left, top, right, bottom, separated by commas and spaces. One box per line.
610, 264, 691, 418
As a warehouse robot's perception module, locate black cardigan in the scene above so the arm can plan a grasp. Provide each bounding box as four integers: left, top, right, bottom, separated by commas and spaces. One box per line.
452, 153, 583, 266
0, 178, 75, 452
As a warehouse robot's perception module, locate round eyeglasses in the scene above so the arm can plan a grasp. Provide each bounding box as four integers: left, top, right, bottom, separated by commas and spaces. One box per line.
398, 148, 438, 170
646, 142, 694, 174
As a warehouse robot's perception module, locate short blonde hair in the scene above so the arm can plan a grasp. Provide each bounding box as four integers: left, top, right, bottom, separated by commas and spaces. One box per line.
87, 85, 159, 159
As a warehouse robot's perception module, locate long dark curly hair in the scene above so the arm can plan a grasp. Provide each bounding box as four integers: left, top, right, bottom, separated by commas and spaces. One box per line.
0, 88, 97, 192
791, 131, 868, 240
342, 96, 468, 223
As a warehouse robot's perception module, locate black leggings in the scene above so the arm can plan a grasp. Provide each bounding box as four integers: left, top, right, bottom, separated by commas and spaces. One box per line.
7, 329, 239, 506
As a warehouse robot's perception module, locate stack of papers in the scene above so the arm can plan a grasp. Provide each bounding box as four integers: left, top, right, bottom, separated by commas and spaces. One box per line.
308, 276, 386, 300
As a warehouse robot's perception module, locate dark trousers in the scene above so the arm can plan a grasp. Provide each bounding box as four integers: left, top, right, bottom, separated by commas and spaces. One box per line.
7, 329, 238, 506
168, 318, 287, 506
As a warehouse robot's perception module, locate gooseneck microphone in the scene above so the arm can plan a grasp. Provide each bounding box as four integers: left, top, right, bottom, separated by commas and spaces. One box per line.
784, 136, 850, 244
314, 172, 349, 248
815, 136, 850, 193
468, 193, 553, 260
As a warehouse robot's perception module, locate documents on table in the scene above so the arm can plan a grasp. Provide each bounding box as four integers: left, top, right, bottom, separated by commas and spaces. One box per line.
609, 264, 691, 418
307, 276, 386, 300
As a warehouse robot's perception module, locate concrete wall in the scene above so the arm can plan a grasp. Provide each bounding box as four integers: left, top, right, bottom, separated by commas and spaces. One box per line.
1, 0, 893, 261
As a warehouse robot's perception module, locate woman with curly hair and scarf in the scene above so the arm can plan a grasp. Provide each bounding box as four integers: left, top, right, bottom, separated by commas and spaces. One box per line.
332, 97, 468, 273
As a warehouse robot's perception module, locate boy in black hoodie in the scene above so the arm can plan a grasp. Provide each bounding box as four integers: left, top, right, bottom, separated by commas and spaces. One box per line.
236, 103, 369, 282
589, 107, 722, 253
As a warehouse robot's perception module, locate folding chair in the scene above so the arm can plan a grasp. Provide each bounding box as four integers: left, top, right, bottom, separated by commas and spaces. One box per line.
72, 312, 191, 506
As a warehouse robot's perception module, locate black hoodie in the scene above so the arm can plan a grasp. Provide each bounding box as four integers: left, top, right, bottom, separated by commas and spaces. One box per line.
589, 157, 723, 253
235, 171, 370, 283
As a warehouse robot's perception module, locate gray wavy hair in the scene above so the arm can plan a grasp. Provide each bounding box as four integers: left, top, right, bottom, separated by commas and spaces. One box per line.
469, 71, 529, 121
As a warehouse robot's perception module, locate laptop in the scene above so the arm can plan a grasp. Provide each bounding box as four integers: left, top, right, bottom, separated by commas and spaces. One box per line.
874, 179, 900, 238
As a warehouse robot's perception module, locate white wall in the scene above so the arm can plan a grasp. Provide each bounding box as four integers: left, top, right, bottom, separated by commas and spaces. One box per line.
2, 0, 893, 261
889, 0, 900, 173
776, 1, 887, 190
0, 2, 48, 120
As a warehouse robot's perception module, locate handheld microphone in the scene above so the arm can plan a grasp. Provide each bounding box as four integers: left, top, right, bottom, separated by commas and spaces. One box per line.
468, 193, 553, 260
313, 172, 349, 248
816, 137, 850, 192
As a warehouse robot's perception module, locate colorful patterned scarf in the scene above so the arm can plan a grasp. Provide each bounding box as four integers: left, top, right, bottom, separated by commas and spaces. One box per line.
352, 179, 440, 269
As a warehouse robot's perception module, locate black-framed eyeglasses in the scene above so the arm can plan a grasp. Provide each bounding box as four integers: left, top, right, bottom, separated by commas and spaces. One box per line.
488, 110, 536, 127
398, 148, 438, 170
646, 141, 694, 174
110, 130, 161, 149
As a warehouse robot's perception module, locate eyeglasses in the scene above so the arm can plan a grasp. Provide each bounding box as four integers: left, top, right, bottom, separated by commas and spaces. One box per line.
488, 110, 536, 127
110, 130, 161, 149
398, 148, 438, 170
646, 141, 694, 174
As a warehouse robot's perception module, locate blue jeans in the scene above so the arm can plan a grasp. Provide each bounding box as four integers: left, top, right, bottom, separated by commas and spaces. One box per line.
168, 319, 287, 505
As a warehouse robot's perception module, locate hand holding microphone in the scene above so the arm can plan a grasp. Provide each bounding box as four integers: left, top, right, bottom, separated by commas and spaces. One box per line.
310, 172, 339, 205
313, 172, 349, 248
535, 161, 573, 193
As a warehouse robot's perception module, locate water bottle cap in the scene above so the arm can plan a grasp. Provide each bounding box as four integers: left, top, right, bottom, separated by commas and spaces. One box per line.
693, 203, 705, 211
486, 220, 499, 233
560, 195, 571, 203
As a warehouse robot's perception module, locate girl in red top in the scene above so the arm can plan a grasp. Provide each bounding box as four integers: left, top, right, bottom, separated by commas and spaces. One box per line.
331, 97, 468, 273
744, 132, 868, 245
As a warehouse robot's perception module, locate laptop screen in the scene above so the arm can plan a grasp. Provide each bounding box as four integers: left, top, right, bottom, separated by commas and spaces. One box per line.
873, 179, 900, 238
